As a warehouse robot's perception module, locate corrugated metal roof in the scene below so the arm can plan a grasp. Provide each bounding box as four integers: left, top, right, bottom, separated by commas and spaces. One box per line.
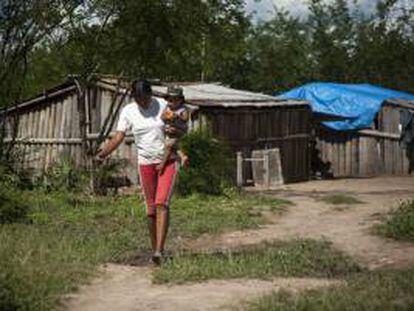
152, 83, 274, 101
151, 83, 308, 107
2, 78, 309, 114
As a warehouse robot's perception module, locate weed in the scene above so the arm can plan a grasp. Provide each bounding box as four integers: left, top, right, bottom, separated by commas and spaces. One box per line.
170, 193, 288, 238
375, 200, 414, 241
152, 239, 362, 284
0, 188, 30, 224
319, 194, 364, 205
248, 268, 414, 311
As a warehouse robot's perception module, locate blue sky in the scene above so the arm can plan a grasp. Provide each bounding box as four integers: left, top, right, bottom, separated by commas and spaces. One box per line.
245, 0, 410, 21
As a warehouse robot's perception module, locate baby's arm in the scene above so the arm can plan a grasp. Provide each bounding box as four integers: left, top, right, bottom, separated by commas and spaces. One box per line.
177, 110, 189, 122
161, 108, 175, 122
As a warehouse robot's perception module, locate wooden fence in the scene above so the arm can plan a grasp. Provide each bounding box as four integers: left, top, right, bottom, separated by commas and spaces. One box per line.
315, 101, 414, 177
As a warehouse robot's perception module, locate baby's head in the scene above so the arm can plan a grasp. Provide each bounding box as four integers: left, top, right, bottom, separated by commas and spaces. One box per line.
166, 85, 184, 109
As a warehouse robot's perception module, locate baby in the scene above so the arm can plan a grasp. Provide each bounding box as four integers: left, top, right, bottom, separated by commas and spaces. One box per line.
157, 85, 189, 174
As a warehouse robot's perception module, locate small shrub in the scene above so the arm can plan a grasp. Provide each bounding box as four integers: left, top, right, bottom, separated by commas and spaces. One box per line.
177, 129, 234, 196
40, 155, 88, 192
0, 188, 30, 224
0, 151, 34, 190
92, 158, 130, 195
375, 200, 414, 241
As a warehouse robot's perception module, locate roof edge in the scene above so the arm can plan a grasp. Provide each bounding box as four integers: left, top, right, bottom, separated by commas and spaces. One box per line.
1, 83, 77, 114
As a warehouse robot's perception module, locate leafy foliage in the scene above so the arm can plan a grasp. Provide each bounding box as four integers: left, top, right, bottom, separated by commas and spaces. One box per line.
1, 0, 413, 107
177, 129, 234, 195
92, 158, 130, 195
0, 188, 30, 224
375, 200, 414, 241
40, 156, 89, 192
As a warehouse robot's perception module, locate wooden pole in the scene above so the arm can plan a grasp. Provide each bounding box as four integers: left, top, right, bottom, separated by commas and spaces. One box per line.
236, 151, 243, 187
264, 150, 270, 189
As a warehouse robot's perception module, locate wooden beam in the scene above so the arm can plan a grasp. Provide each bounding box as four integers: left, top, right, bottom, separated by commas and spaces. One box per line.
1, 85, 77, 114
358, 129, 400, 140
4, 133, 136, 145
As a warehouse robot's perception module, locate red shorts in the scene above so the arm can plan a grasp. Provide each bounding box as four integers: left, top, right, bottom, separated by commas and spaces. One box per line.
138, 160, 177, 216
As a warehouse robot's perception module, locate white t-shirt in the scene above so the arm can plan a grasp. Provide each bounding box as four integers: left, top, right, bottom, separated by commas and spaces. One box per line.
116, 97, 167, 165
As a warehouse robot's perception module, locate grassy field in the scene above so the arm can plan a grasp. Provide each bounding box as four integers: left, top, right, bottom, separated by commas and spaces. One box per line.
153, 239, 362, 284
375, 199, 414, 241
248, 268, 414, 311
0, 190, 286, 310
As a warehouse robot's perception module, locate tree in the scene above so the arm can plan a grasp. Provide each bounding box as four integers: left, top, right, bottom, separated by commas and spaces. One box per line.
245, 10, 313, 93
243, 0, 414, 94
0, 0, 82, 172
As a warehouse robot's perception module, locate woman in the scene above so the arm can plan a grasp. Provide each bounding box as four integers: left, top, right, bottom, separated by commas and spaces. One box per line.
96, 79, 188, 265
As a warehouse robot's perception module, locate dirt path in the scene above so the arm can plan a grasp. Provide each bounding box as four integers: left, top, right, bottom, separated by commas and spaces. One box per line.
184, 177, 414, 269
64, 264, 339, 311
64, 177, 414, 311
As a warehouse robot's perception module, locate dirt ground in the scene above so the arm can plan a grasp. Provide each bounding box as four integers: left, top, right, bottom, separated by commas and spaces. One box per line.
64, 177, 414, 311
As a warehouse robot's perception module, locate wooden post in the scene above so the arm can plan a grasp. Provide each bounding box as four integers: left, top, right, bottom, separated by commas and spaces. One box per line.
264, 150, 270, 189
236, 151, 243, 187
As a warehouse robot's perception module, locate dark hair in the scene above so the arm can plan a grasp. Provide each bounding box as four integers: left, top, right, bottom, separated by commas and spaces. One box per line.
130, 79, 152, 98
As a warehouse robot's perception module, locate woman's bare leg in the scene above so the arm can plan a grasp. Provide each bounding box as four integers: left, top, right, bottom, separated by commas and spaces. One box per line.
147, 215, 157, 252
155, 204, 169, 253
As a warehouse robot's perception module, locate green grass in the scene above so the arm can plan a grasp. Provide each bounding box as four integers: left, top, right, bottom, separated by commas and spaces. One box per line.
171, 192, 289, 238
152, 239, 362, 284
319, 194, 364, 205
0, 192, 146, 311
375, 199, 414, 241
0, 190, 286, 310
248, 268, 414, 311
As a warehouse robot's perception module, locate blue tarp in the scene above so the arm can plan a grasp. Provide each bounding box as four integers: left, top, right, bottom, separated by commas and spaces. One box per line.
278, 82, 414, 131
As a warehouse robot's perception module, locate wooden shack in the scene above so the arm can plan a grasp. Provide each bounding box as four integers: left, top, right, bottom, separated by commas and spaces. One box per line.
2, 77, 312, 185
314, 99, 414, 178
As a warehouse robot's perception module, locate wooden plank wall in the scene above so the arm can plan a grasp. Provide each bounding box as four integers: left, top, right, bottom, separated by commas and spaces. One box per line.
315, 105, 412, 177
12, 92, 81, 173
201, 106, 311, 184
11, 84, 312, 187
92, 87, 138, 185
11, 85, 413, 185
10, 85, 138, 185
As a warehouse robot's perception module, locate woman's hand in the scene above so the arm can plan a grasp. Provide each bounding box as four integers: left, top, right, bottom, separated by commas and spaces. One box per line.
178, 150, 189, 168
94, 152, 105, 164
94, 131, 125, 164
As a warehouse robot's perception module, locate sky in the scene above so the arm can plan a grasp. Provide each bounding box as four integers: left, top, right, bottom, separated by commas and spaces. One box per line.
245, 0, 411, 21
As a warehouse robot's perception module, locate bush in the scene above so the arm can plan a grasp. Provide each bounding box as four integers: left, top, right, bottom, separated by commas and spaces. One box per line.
0, 146, 34, 190
375, 200, 414, 241
0, 188, 30, 224
40, 156, 88, 192
92, 158, 130, 195
177, 129, 234, 196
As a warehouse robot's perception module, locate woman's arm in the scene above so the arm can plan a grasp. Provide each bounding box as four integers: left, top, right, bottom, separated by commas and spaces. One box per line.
177, 149, 189, 167
95, 131, 126, 161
